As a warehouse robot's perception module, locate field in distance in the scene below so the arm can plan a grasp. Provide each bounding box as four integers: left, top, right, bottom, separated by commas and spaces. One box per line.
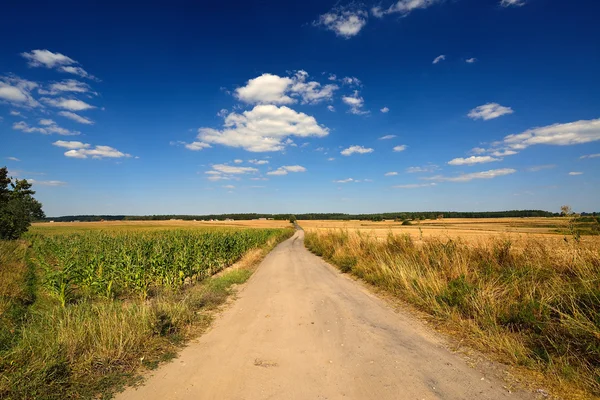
300, 217, 600, 245
31, 219, 292, 234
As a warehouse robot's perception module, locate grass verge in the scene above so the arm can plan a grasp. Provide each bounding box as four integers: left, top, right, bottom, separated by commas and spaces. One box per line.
304, 230, 600, 400
0, 228, 293, 399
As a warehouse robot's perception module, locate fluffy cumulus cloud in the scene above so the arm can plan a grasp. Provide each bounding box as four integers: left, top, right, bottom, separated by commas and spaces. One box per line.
468, 103, 514, 120
500, 0, 526, 7
374, 0, 442, 17
21, 49, 96, 80
185, 141, 212, 151
0, 76, 40, 108
13, 120, 79, 136
341, 145, 374, 156
447, 155, 501, 166
432, 55, 446, 64
235, 71, 338, 105
500, 118, 600, 150
342, 91, 368, 115
380, 107, 389, 113
393, 145, 407, 152
193, 105, 329, 152
424, 168, 516, 182
41, 97, 95, 111
267, 165, 307, 176
58, 111, 94, 125
53, 140, 131, 159
248, 159, 269, 165
314, 5, 368, 38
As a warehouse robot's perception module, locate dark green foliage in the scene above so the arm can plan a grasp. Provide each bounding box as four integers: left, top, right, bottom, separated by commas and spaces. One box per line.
0, 167, 45, 240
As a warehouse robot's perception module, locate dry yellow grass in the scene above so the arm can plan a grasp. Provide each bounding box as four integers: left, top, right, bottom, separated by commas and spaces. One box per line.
300, 217, 600, 247
30, 219, 291, 235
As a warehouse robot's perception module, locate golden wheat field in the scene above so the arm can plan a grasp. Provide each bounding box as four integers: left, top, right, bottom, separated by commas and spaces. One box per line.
299, 217, 600, 246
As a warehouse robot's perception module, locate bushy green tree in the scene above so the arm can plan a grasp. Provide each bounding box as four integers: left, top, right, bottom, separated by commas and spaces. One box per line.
0, 167, 45, 240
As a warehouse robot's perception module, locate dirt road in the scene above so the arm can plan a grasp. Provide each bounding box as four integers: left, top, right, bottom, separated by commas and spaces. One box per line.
117, 230, 532, 400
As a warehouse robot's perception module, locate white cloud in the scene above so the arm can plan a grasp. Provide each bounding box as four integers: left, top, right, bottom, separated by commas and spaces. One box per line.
6, 157, 20, 161
423, 168, 516, 182
233, 159, 243, 164
13, 121, 79, 136
371, 6, 385, 18
10, 110, 23, 116
500, 118, 600, 149
249, 159, 269, 165
379, 134, 396, 140
21, 49, 75, 68
222, 185, 235, 189
58, 111, 94, 125
341, 145, 374, 156
393, 183, 437, 189
432, 55, 446, 64
385, 172, 398, 176
406, 165, 438, 173
40, 79, 94, 96
470, 147, 487, 154
185, 141, 212, 151
341, 77, 362, 86
314, 6, 368, 39
327, 157, 335, 161
580, 153, 600, 159
53, 140, 130, 159
0, 76, 40, 108
41, 97, 95, 111
267, 165, 307, 176
195, 105, 328, 152
21, 50, 96, 80
342, 90, 368, 115
234, 71, 338, 105
334, 178, 358, 183
212, 164, 258, 175
53, 140, 90, 149
468, 103, 514, 120
490, 149, 517, 157
393, 145, 407, 152
25, 179, 66, 187
568, 172, 583, 176
387, 0, 443, 15
448, 156, 501, 166
466, 58, 477, 63
217, 109, 229, 117
500, 0, 526, 7
380, 107, 389, 113
327, 105, 335, 112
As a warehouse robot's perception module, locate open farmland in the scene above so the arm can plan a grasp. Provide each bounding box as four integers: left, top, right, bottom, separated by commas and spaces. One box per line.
0, 224, 293, 399
300, 217, 600, 246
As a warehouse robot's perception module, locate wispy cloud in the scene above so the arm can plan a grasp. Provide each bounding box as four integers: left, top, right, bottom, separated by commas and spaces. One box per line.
384, 172, 398, 176
527, 164, 556, 172
58, 111, 94, 125
21, 49, 96, 80
432, 55, 446, 64
580, 153, 600, 159
379, 134, 396, 140
376, 0, 444, 17
569, 171, 583, 176
465, 58, 477, 63
468, 103, 514, 120
393, 145, 407, 152
53, 140, 132, 159
25, 179, 67, 187
424, 168, 517, 182
406, 165, 438, 173
6, 157, 20, 162
342, 90, 368, 115
13, 120, 80, 136
41, 97, 95, 111
500, 0, 526, 7
447, 156, 501, 166
341, 145, 374, 156
393, 183, 437, 189
501, 118, 600, 149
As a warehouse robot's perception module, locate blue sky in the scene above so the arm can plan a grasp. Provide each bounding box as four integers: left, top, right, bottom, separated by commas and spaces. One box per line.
1, 0, 599, 216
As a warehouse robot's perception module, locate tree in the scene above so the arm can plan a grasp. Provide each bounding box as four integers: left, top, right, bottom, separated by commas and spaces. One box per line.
0, 167, 45, 240
289, 215, 297, 223
560, 205, 573, 216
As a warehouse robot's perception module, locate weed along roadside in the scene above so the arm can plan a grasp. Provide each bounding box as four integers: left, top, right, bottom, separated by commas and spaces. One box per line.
304, 229, 600, 400
0, 227, 293, 399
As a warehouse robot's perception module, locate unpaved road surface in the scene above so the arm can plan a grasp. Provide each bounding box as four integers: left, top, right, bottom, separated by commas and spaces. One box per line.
118, 230, 533, 400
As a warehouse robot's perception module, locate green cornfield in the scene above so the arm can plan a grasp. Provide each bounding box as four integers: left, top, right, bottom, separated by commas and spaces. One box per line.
29, 228, 290, 304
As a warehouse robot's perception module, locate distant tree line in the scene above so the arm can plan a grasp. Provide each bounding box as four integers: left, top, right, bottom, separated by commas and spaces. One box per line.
40, 210, 592, 223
